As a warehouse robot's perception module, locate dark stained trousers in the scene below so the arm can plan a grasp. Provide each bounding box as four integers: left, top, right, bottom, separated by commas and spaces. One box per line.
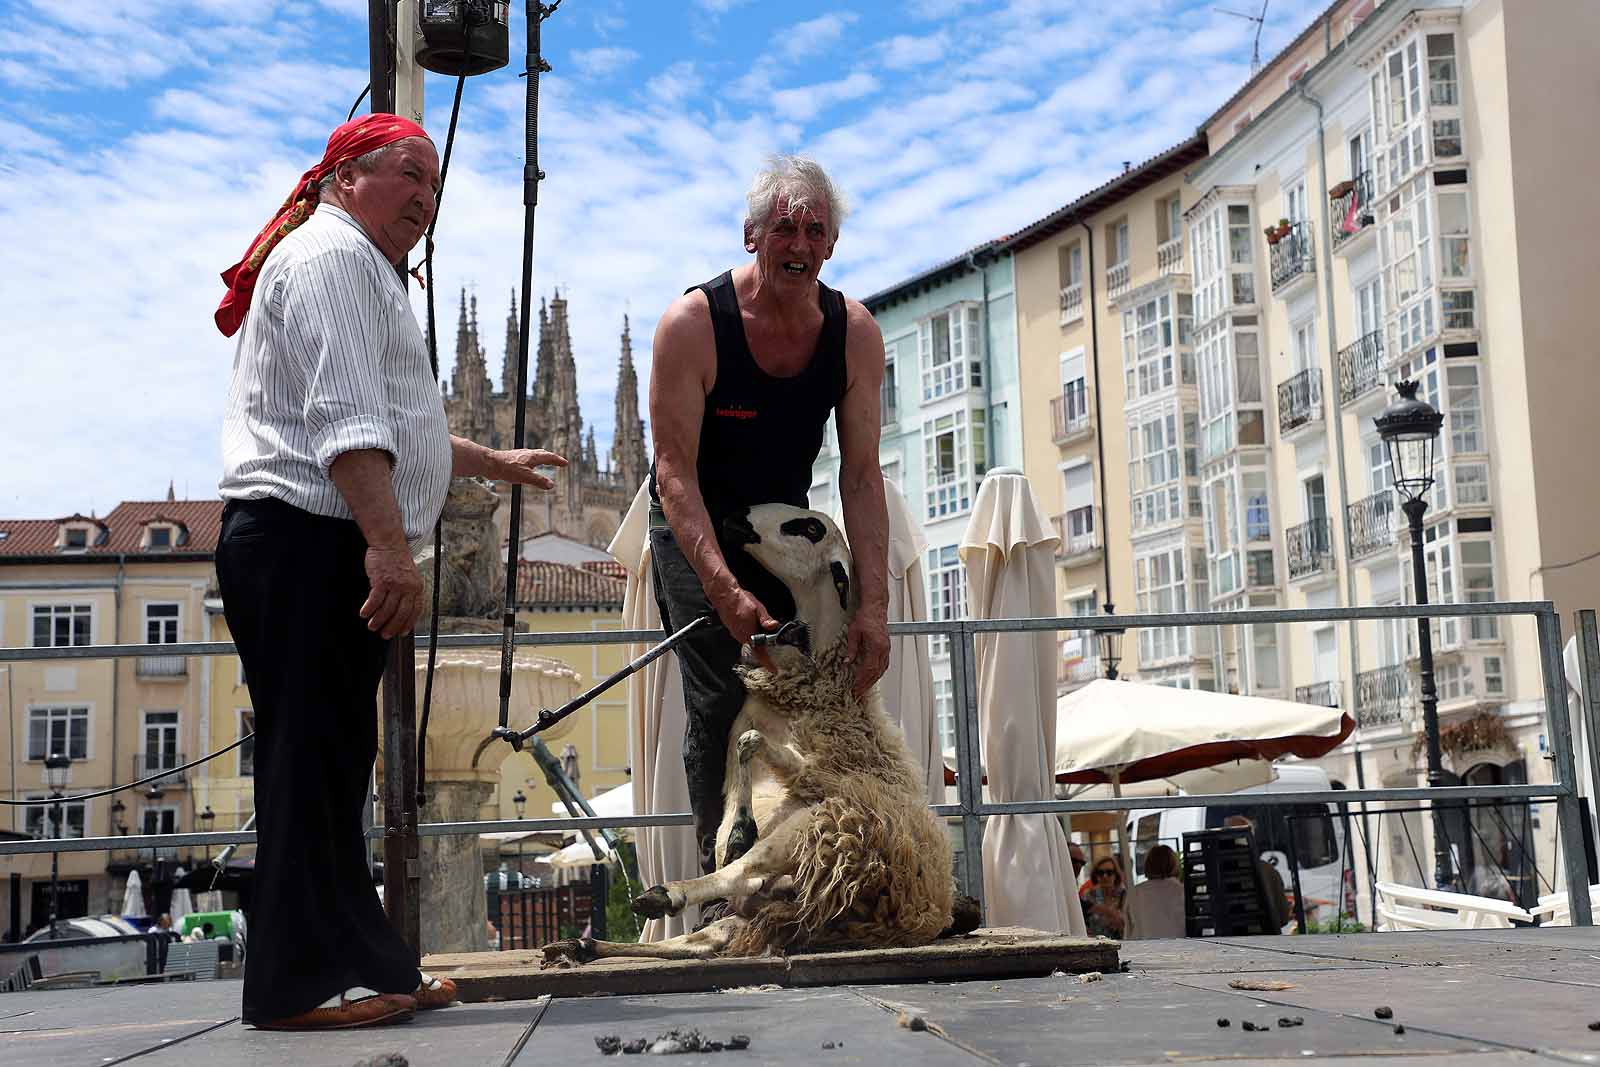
647, 512, 795, 876
216, 498, 420, 1024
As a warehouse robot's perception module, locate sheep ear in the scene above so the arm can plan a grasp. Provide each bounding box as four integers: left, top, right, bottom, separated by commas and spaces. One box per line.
829, 559, 851, 612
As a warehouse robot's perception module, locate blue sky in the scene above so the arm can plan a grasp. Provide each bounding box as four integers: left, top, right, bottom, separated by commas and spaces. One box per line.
0, 0, 1324, 519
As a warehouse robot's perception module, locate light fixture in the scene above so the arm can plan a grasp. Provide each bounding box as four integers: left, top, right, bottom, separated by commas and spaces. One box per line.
1375, 379, 1444, 507
43, 752, 72, 793
1099, 604, 1124, 681
512, 789, 526, 819
416, 0, 510, 77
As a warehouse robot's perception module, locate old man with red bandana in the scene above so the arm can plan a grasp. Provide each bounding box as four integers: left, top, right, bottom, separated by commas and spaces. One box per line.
214, 114, 565, 1030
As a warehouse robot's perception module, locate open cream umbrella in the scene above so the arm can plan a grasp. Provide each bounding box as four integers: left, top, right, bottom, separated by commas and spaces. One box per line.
610, 483, 700, 939
960, 468, 1085, 935
1055, 678, 1355, 901
548, 780, 633, 819
835, 477, 941, 802
120, 869, 146, 918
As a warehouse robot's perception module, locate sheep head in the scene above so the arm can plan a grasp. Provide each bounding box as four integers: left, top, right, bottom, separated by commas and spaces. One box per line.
722, 503, 856, 672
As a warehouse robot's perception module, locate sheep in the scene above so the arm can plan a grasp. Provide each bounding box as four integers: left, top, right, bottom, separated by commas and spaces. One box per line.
542, 503, 973, 964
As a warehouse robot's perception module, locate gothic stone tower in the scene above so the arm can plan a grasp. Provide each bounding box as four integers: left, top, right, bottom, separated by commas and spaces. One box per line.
610, 315, 649, 492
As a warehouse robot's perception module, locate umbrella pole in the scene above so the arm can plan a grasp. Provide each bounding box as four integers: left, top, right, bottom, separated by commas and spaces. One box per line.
1113, 767, 1134, 941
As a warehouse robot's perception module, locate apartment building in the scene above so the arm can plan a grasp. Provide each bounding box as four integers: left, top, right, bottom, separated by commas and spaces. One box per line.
0, 497, 232, 932
1182, 0, 1600, 903
812, 247, 1022, 753
1007, 138, 1211, 695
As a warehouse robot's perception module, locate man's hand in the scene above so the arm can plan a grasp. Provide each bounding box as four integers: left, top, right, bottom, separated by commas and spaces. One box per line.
489, 448, 568, 489
844, 607, 890, 698
360, 544, 424, 638
712, 585, 778, 648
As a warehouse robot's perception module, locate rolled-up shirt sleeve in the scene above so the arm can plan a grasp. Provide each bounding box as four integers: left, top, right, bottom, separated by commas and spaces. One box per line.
280, 248, 398, 472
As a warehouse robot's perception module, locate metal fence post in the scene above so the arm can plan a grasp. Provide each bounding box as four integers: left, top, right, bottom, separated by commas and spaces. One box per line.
382, 634, 422, 957
1537, 608, 1593, 925
947, 623, 984, 906
1574, 610, 1600, 866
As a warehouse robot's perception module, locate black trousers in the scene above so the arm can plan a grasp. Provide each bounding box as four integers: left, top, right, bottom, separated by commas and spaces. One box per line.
216, 498, 420, 1024
648, 515, 793, 875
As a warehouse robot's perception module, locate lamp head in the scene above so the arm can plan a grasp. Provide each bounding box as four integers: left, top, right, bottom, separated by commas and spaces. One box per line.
1374, 379, 1444, 507
43, 751, 71, 792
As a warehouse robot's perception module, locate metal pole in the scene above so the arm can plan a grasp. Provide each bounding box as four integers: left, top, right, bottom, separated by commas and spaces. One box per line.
949, 624, 984, 907
1574, 610, 1600, 863
382, 636, 421, 959
1537, 608, 1593, 925
1403, 497, 1454, 891
48, 794, 61, 940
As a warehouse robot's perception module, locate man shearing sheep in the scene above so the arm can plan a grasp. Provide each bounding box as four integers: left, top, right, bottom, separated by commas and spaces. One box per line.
648, 155, 890, 882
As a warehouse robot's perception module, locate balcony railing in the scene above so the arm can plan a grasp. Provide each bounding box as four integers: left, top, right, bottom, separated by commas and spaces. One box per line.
1269, 221, 1315, 293
1276, 367, 1323, 435
136, 654, 187, 679
1294, 680, 1341, 708
1345, 490, 1397, 562
1157, 237, 1184, 276
1336, 330, 1385, 405
1053, 508, 1101, 562
1049, 384, 1091, 444
1330, 170, 1375, 250
1286, 517, 1333, 581
1059, 282, 1084, 325
1106, 261, 1130, 300
1355, 664, 1409, 728
133, 752, 186, 786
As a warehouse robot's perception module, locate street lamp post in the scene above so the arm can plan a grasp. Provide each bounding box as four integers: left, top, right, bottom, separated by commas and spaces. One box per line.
43, 752, 72, 940
199, 806, 215, 865
1375, 379, 1453, 891
512, 789, 526, 875
1099, 603, 1124, 681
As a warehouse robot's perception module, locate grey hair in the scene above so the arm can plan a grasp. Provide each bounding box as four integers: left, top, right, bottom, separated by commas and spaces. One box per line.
315, 143, 399, 196
744, 155, 850, 242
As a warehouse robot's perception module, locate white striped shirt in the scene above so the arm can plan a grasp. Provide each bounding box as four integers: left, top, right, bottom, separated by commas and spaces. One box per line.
219, 205, 451, 545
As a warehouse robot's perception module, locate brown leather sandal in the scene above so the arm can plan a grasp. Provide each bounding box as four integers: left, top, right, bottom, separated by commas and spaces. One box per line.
253, 992, 417, 1030
413, 973, 457, 1010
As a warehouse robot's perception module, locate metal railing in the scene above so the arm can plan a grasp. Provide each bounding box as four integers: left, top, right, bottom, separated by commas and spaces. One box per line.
1, 600, 1595, 928
132, 752, 186, 787
1294, 680, 1341, 708
1337, 330, 1384, 405
1157, 237, 1184, 276
1049, 383, 1091, 443
1355, 663, 1410, 728
1346, 490, 1397, 562
1330, 169, 1374, 250
136, 654, 186, 679
1052, 507, 1100, 561
1269, 221, 1315, 292
1286, 517, 1333, 581
1277, 367, 1324, 434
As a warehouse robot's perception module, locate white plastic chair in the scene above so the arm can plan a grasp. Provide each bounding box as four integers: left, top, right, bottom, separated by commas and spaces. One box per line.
1374, 881, 1533, 930
1529, 883, 1600, 927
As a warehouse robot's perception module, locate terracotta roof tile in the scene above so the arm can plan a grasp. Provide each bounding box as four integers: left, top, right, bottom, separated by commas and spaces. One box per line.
516, 559, 625, 610
0, 500, 224, 560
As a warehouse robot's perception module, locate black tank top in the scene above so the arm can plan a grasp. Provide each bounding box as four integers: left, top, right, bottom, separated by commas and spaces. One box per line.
651, 270, 848, 525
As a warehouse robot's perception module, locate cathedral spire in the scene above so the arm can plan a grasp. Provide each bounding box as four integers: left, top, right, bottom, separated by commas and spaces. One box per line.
501, 288, 521, 395
610, 313, 649, 491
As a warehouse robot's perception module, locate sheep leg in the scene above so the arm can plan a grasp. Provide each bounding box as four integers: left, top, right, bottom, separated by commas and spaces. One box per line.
636, 811, 808, 919
721, 731, 763, 866
542, 916, 745, 965
737, 728, 805, 782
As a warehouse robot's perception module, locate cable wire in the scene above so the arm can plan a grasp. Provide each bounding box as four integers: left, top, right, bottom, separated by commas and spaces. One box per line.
0, 733, 253, 806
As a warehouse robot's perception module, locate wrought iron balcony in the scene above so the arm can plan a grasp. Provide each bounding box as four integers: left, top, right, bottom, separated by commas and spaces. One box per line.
1345, 490, 1397, 562
1049, 382, 1092, 444
1269, 221, 1315, 293
1106, 261, 1130, 300
1053, 507, 1101, 563
133, 752, 186, 787
1059, 282, 1084, 325
1355, 664, 1409, 728
136, 654, 187, 679
1157, 237, 1184, 276
1330, 170, 1375, 250
1294, 680, 1341, 708
1336, 330, 1384, 405
1286, 517, 1333, 581
1276, 367, 1323, 435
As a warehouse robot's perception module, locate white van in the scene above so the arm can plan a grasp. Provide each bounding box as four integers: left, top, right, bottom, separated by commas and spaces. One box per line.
1123, 763, 1357, 930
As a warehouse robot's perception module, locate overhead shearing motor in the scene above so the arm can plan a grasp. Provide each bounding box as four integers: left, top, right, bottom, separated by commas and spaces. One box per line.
416, 0, 510, 77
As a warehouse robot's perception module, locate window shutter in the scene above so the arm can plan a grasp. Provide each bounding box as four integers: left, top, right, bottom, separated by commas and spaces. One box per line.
1063, 465, 1094, 512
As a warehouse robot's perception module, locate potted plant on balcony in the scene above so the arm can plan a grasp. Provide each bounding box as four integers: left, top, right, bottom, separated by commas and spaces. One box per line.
1329, 179, 1355, 199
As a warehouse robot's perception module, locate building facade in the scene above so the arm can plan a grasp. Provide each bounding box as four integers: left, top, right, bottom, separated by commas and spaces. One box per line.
811, 250, 1022, 753
443, 289, 650, 550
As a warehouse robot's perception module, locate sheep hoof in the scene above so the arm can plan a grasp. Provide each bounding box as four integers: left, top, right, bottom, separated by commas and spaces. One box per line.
723, 811, 758, 866
633, 885, 678, 919
542, 937, 597, 965
736, 729, 764, 763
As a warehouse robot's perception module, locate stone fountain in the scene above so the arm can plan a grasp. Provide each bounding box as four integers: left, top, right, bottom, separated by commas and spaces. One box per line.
379, 477, 580, 954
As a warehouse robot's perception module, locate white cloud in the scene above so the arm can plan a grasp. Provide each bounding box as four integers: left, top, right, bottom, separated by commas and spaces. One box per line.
881, 31, 948, 70
771, 71, 879, 123
780, 13, 860, 61
569, 46, 640, 79
694, 0, 753, 12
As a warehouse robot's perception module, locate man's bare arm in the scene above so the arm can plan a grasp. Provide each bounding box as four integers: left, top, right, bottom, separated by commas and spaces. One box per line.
328, 448, 420, 639
650, 292, 776, 644
835, 299, 890, 696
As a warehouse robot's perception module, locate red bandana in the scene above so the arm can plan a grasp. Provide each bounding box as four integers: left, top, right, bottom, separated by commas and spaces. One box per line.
214, 114, 431, 337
